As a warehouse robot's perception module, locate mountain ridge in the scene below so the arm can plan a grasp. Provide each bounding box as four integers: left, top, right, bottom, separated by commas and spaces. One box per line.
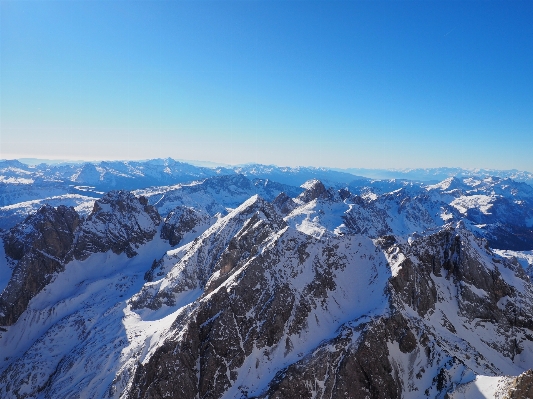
1, 162, 533, 398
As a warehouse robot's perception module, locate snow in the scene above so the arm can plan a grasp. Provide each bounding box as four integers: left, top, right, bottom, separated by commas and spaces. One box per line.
0, 194, 97, 229
0, 176, 34, 184
493, 249, 533, 276
285, 199, 350, 239
450, 375, 511, 399
0, 234, 173, 398
385, 247, 406, 277
451, 195, 495, 215
219, 232, 392, 398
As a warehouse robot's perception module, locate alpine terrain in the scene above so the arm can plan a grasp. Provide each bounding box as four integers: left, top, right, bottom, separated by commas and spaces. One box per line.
1, 159, 533, 398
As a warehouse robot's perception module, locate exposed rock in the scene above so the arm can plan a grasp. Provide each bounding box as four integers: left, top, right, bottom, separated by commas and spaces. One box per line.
2, 178, 533, 399
71, 190, 160, 260
0, 205, 80, 326
503, 369, 533, 399
271, 192, 297, 216
127, 209, 393, 399
297, 179, 330, 203
160, 206, 211, 247
130, 195, 285, 311
261, 315, 413, 399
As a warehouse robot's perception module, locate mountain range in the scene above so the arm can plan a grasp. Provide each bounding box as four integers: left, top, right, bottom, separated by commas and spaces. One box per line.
1, 159, 533, 398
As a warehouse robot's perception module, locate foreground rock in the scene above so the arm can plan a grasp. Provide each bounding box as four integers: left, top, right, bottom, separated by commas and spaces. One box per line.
0, 205, 80, 326
125, 220, 533, 399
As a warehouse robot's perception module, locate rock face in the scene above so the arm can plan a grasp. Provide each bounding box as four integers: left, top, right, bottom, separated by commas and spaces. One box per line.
71, 190, 161, 260
127, 197, 392, 399
503, 369, 533, 398
271, 192, 297, 216
260, 314, 410, 399
126, 213, 533, 399
0, 205, 80, 326
296, 179, 331, 203
130, 195, 287, 311
160, 206, 211, 247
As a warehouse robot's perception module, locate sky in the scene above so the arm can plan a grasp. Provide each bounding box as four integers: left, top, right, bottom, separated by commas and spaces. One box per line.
1, 1, 532, 171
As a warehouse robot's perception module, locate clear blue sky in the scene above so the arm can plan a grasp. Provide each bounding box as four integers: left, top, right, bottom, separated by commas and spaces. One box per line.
1, 1, 532, 171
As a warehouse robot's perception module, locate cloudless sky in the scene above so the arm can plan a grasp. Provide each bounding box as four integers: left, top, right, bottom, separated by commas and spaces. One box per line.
1, 0, 532, 171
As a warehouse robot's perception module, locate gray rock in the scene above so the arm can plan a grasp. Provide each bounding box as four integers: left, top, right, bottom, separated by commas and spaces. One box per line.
160, 206, 211, 247
71, 190, 160, 260
502, 369, 533, 399
0, 205, 80, 326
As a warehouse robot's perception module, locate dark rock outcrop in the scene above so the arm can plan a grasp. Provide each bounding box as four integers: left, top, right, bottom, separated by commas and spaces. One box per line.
503, 369, 533, 399
261, 315, 413, 399
271, 192, 297, 216
297, 179, 330, 203
126, 204, 393, 399
160, 206, 211, 247
130, 195, 286, 311
0, 205, 80, 326
71, 190, 161, 260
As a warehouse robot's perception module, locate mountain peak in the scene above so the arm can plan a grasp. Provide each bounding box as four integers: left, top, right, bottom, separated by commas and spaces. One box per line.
297, 179, 329, 203
71, 190, 161, 260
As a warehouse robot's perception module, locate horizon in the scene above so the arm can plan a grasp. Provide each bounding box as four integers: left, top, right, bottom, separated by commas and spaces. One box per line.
1, 1, 532, 171
2, 156, 532, 175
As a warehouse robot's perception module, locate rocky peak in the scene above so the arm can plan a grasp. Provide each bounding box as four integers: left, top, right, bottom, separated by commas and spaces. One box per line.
3, 205, 79, 261
502, 369, 533, 398
228, 194, 285, 227
160, 206, 212, 247
130, 194, 285, 311
338, 187, 353, 201
0, 205, 80, 326
297, 179, 329, 203
271, 192, 297, 215
71, 190, 161, 260
204, 201, 286, 293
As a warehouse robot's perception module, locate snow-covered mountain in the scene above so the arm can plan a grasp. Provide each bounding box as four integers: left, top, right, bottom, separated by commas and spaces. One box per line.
339, 166, 533, 186
0, 159, 356, 230
1, 161, 533, 398
0, 159, 358, 200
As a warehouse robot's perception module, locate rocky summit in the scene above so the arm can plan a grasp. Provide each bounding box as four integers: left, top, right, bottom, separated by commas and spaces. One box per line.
1, 167, 533, 398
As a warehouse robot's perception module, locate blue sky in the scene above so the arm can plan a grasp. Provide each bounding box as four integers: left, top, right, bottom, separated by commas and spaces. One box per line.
1, 1, 532, 171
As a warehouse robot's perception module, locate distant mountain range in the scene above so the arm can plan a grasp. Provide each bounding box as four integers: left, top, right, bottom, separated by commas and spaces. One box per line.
3, 158, 532, 189
336, 166, 533, 185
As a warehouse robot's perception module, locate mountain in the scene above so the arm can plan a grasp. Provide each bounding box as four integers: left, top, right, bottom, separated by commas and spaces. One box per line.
0, 158, 218, 195
338, 167, 533, 186
135, 174, 303, 218
232, 164, 365, 187
0, 175, 532, 398
0, 159, 361, 202
0, 159, 358, 230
